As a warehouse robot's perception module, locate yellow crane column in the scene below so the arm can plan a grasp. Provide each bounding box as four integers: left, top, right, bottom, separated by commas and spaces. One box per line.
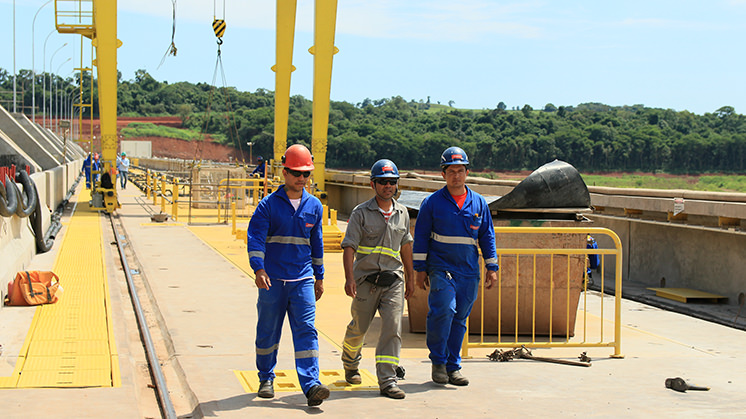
93, 0, 121, 212
272, 0, 298, 176
309, 0, 339, 199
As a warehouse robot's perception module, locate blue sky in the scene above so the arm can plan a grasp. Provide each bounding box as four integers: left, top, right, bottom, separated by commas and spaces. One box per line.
2, 0, 746, 115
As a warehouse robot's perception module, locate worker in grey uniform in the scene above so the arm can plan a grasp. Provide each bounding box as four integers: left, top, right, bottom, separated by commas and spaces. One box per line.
341, 159, 414, 399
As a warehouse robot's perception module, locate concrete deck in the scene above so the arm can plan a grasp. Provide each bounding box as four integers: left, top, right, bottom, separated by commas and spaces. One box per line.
1, 185, 745, 418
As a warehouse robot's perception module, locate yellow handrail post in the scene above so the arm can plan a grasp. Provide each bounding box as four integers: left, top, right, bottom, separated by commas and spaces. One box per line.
152, 173, 157, 206
160, 175, 166, 213
172, 178, 179, 221
231, 202, 237, 235
146, 169, 151, 199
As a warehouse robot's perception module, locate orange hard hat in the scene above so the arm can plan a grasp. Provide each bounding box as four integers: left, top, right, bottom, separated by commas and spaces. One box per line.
282, 144, 314, 171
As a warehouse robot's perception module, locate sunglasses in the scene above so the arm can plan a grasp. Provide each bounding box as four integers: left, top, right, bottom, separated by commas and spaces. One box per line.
375, 179, 398, 186
286, 169, 312, 178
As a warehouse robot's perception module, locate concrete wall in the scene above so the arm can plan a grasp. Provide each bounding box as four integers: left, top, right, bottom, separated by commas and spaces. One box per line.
0, 160, 82, 307
589, 214, 746, 304
0, 106, 59, 171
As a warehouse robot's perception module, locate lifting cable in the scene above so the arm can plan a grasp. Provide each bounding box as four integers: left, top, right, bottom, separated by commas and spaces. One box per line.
158, 0, 178, 69
193, 0, 244, 165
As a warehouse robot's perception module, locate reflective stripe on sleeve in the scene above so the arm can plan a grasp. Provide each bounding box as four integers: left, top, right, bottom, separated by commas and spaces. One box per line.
312, 257, 324, 265
413, 253, 427, 261
267, 236, 311, 246
484, 258, 497, 265
249, 251, 265, 259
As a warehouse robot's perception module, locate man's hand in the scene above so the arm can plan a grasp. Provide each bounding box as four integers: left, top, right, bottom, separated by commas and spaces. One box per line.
484, 269, 498, 290
405, 276, 415, 299
255, 269, 271, 290
314, 280, 324, 301
344, 278, 357, 298
415, 271, 429, 290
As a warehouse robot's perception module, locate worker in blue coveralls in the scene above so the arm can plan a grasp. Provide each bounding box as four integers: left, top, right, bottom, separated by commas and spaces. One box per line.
247, 144, 330, 407
251, 156, 266, 177
83, 153, 93, 189
413, 146, 498, 387
341, 159, 414, 400
586, 235, 600, 286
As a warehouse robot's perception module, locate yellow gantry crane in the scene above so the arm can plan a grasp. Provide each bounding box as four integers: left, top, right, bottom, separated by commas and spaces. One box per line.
55, 0, 121, 213
273, 0, 339, 200
53, 0, 339, 210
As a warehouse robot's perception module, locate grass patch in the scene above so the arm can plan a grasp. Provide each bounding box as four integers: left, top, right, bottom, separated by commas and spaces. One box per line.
120, 122, 203, 141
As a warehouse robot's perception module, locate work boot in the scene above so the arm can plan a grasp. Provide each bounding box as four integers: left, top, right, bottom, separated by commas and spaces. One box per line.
431, 364, 448, 384
257, 380, 274, 398
380, 384, 406, 399
306, 384, 330, 407
448, 369, 469, 386
345, 369, 362, 385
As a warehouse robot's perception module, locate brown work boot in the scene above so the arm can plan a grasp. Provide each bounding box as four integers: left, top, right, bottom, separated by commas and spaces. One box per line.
345, 369, 362, 385
306, 384, 330, 407
380, 384, 406, 399
431, 364, 448, 384
448, 369, 469, 386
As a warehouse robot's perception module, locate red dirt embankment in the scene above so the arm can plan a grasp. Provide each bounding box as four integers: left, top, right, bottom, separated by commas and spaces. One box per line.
75, 117, 249, 162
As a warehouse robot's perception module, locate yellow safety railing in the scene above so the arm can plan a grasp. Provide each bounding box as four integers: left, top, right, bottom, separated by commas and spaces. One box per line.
216, 177, 282, 223
463, 226, 623, 358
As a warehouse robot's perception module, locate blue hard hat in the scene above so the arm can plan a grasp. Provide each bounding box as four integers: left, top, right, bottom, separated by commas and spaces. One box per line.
257, 156, 264, 163
440, 146, 469, 167
370, 159, 400, 179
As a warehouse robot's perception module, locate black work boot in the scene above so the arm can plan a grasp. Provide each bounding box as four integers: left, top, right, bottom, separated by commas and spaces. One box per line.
257, 380, 274, 398
345, 369, 362, 385
431, 364, 448, 384
306, 384, 330, 407
380, 384, 406, 399
448, 369, 469, 386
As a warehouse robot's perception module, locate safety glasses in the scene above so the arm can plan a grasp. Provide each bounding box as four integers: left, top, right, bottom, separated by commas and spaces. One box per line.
375, 179, 398, 186
286, 169, 312, 178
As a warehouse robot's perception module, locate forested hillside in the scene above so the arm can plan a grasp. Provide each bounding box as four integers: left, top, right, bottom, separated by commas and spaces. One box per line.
3, 68, 745, 173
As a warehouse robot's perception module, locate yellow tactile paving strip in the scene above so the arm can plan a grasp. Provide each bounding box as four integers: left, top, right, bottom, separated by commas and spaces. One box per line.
234, 368, 379, 393
0, 188, 120, 389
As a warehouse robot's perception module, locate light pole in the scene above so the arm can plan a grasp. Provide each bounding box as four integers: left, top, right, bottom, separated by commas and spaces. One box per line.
43, 30, 59, 129
49, 43, 68, 130
54, 58, 71, 136
32, 0, 54, 123
247, 142, 254, 164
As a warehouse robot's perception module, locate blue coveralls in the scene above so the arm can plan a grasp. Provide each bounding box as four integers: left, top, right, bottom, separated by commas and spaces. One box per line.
247, 185, 325, 395
413, 186, 498, 372
83, 154, 93, 189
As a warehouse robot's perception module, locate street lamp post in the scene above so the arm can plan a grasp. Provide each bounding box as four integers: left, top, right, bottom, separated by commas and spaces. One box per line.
32, 0, 54, 123
42, 29, 57, 129
247, 142, 254, 165
54, 58, 71, 136
49, 43, 68, 130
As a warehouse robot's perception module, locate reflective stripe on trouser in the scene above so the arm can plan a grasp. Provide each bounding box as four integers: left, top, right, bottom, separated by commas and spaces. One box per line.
341, 279, 404, 389
425, 269, 479, 372
256, 278, 321, 394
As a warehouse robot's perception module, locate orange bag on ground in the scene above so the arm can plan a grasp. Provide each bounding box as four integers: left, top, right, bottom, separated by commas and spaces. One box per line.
5, 271, 62, 306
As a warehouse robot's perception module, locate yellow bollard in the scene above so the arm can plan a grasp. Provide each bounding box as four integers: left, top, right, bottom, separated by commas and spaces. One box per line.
172, 179, 179, 221
160, 175, 166, 213
152, 173, 157, 205
231, 201, 237, 235
146, 170, 151, 199
330, 208, 337, 225
322, 205, 329, 225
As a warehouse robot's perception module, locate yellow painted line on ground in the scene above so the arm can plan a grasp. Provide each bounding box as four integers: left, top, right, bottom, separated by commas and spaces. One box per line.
0, 188, 119, 389
234, 368, 378, 393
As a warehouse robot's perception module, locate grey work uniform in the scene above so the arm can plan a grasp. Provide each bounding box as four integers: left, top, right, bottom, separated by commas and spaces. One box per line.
341, 197, 412, 390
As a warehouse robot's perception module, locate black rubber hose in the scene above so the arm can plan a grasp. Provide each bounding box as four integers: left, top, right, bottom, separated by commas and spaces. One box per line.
31, 180, 54, 253
15, 170, 37, 218
0, 174, 19, 217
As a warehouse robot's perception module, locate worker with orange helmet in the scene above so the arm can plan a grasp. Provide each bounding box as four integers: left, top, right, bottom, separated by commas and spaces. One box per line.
247, 144, 330, 407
